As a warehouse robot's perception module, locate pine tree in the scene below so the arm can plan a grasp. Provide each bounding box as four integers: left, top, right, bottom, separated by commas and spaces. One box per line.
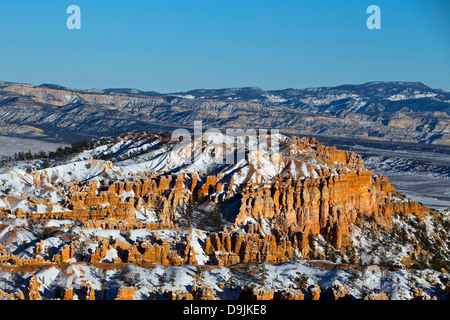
179, 198, 195, 227
348, 269, 359, 291
78, 241, 88, 261
169, 271, 176, 286
256, 264, 269, 286
157, 273, 166, 291
98, 269, 108, 300
44, 246, 53, 260
42, 158, 50, 169
210, 203, 222, 231
294, 272, 309, 290
360, 266, 369, 298
195, 266, 204, 278
227, 268, 238, 289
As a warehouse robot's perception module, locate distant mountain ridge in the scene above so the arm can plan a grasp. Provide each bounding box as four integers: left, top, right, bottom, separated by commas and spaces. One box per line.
0, 81, 449, 144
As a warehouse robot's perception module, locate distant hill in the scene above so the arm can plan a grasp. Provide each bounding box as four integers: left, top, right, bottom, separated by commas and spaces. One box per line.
0, 81, 448, 144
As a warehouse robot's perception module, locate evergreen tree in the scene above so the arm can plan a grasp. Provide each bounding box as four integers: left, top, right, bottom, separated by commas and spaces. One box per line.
227, 268, 238, 289
44, 246, 53, 260
169, 271, 176, 286
294, 272, 309, 290
77, 241, 88, 261
199, 203, 223, 231
348, 269, 359, 291
157, 273, 166, 291
210, 204, 222, 231
195, 266, 204, 278
256, 264, 269, 286
179, 198, 195, 227
42, 158, 50, 169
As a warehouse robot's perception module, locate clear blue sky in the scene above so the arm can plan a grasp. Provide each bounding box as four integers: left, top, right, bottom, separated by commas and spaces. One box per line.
0, 0, 448, 92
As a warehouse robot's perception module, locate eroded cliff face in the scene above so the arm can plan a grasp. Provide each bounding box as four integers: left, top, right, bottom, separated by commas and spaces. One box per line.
0, 132, 447, 300
234, 169, 396, 248
0, 135, 432, 267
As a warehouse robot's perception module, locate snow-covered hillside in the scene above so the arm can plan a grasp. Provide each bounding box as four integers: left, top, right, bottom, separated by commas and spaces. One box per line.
0, 132, 448, 300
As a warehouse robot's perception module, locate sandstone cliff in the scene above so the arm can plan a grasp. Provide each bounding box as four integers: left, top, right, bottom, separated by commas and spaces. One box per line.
0, 131, 447, 301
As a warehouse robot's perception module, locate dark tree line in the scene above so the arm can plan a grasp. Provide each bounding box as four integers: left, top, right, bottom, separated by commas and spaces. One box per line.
0, 130, 181, 167
1, 139, 98, 163
178, 198, 223, 231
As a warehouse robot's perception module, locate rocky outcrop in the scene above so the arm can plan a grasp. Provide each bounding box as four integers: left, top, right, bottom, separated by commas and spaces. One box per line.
53, 242, 77, 263
308, 285, 321, 300
163, 290, 194, 300
63, 287, 74, 300
2, 135, 434, 269
234, 168, 400, 250
0, 290, 25, 300
274, 289, 305, 300
249, 288, 275, 300
1, 129, 444, 301
247, 288, 305, 300
327, 284, 351, 300
116, 286, 138, 300
203, 231, 295, 266
3, 133, 433, 264
83, 284, 96, 300
115, 237, 191, 266
28, 275, 41, 300
192, 286, 217, 300
410, 288, 437, 300
0, 254, 51, 266
364, 291, 389, 300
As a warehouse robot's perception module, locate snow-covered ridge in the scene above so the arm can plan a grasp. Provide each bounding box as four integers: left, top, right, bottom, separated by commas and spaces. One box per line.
387, 92, 438, 101
0, 131, 449, 301
1, 81, 448, 147
0, 131, 352, 211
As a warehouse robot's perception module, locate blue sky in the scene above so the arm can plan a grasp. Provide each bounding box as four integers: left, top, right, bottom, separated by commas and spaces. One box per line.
0, 0, 448, 92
